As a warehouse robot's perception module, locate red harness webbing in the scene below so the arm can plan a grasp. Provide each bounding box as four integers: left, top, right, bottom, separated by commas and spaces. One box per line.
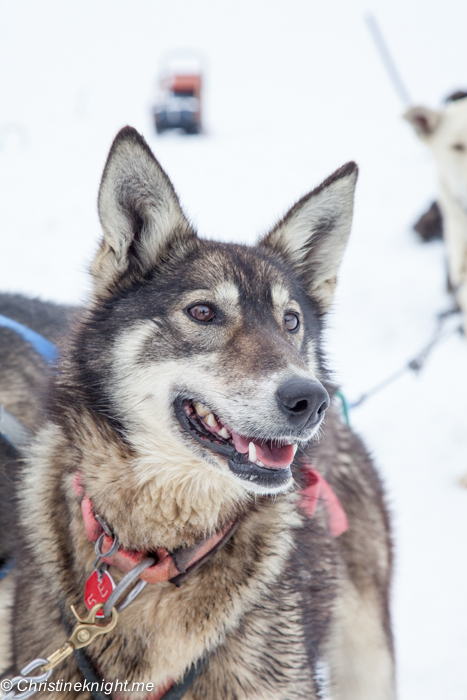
299, 466, 349, 537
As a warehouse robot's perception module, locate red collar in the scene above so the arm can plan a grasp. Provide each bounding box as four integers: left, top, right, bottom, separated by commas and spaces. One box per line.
73, 472, 237, 585
74, 462, 347, 583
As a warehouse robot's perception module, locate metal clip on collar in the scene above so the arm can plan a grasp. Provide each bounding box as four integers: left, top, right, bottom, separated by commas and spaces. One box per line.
102, 556, 155, 618
92, 529, 119, 571
43, 604, 119, 671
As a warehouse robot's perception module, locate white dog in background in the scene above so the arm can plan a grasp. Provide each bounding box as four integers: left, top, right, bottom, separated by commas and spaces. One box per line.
405, 93, 467, 334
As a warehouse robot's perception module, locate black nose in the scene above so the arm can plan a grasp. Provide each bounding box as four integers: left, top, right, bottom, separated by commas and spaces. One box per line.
276, 377, 330, 428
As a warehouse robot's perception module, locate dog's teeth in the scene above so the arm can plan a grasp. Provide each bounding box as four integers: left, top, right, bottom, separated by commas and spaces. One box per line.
248, 442, 257, 463
219, 427, 231, 439
292, 444, 298, 456
194, 402, 210, 417
205, 413, 218, 428
256, 460, 265, 467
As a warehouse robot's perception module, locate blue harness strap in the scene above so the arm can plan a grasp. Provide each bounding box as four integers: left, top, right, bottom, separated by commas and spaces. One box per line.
0, 313, 58, 365
0, 315, 58, 584
0, 313, 56, 450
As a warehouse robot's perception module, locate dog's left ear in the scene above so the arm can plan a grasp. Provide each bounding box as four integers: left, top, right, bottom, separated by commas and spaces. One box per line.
403, 106, 442, 139
93, 126, 195, 296
258, 162, 358, 314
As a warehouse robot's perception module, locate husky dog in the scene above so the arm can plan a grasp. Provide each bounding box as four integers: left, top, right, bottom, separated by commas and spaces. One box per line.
405, 92, 467, 332
0, 128, 394, 699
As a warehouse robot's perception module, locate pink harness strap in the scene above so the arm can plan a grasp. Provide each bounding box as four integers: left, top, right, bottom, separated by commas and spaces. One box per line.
299, 465, 349, 537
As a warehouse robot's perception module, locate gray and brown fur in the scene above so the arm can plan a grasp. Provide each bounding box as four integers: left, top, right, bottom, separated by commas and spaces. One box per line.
0, 127, 395, 699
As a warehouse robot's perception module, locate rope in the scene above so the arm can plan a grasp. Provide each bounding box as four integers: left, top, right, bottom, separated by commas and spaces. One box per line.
348, 307, 462, 411
335, 390, 351, 426
365, 13, 412, 106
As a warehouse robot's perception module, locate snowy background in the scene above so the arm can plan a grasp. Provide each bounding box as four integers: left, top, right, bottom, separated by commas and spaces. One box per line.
1, 0, 467, 696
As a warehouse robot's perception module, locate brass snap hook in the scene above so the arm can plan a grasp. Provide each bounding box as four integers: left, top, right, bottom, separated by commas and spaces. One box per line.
41, 604, 118, 672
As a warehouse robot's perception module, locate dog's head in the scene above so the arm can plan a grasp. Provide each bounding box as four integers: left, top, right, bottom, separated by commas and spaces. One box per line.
78, 128, 356, 508
404, 97, 467, 214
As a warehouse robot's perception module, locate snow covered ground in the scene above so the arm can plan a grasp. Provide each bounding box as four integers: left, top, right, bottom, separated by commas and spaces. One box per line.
1, 1, 467, 696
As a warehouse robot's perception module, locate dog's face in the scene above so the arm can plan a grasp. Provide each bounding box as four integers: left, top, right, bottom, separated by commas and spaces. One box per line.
405, 98, 467, 213
81, 128, 357, 503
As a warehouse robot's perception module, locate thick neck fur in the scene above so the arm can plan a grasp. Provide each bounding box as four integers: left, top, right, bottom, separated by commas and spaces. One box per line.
29, 407, 252, 554
19, 420, 304, 693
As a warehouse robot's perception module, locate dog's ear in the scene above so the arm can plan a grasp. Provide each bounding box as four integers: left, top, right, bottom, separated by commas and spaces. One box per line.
404, 106, 442, 139
258, 162, 358, 314
92, 126, 195, 296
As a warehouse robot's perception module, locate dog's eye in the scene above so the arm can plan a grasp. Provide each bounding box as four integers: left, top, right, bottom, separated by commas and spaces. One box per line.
284, 312, 300, 332
452, 143, 466, 152
187, 304, 216, 323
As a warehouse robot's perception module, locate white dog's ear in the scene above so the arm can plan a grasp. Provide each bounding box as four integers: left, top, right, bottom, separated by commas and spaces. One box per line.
404, 106, 442, 139
258, 162, 358, 314
93, 126, 195, 296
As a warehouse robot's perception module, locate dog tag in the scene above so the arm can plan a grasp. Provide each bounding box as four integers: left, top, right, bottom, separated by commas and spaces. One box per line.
84, 570, 115, 618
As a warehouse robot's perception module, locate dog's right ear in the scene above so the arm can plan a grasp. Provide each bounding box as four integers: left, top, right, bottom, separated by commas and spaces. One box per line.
258, 162, 358, 314
404, 106, 442, 139
93, 127, 195, 296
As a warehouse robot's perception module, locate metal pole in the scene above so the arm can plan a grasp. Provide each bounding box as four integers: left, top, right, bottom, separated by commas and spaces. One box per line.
365, 13, 412, 106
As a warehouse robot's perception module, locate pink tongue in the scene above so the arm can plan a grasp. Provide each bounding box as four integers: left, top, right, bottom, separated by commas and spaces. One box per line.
230, 432, 294, 469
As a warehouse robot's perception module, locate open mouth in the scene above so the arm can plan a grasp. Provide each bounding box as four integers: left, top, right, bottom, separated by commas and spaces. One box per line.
175, 398, 296, 492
